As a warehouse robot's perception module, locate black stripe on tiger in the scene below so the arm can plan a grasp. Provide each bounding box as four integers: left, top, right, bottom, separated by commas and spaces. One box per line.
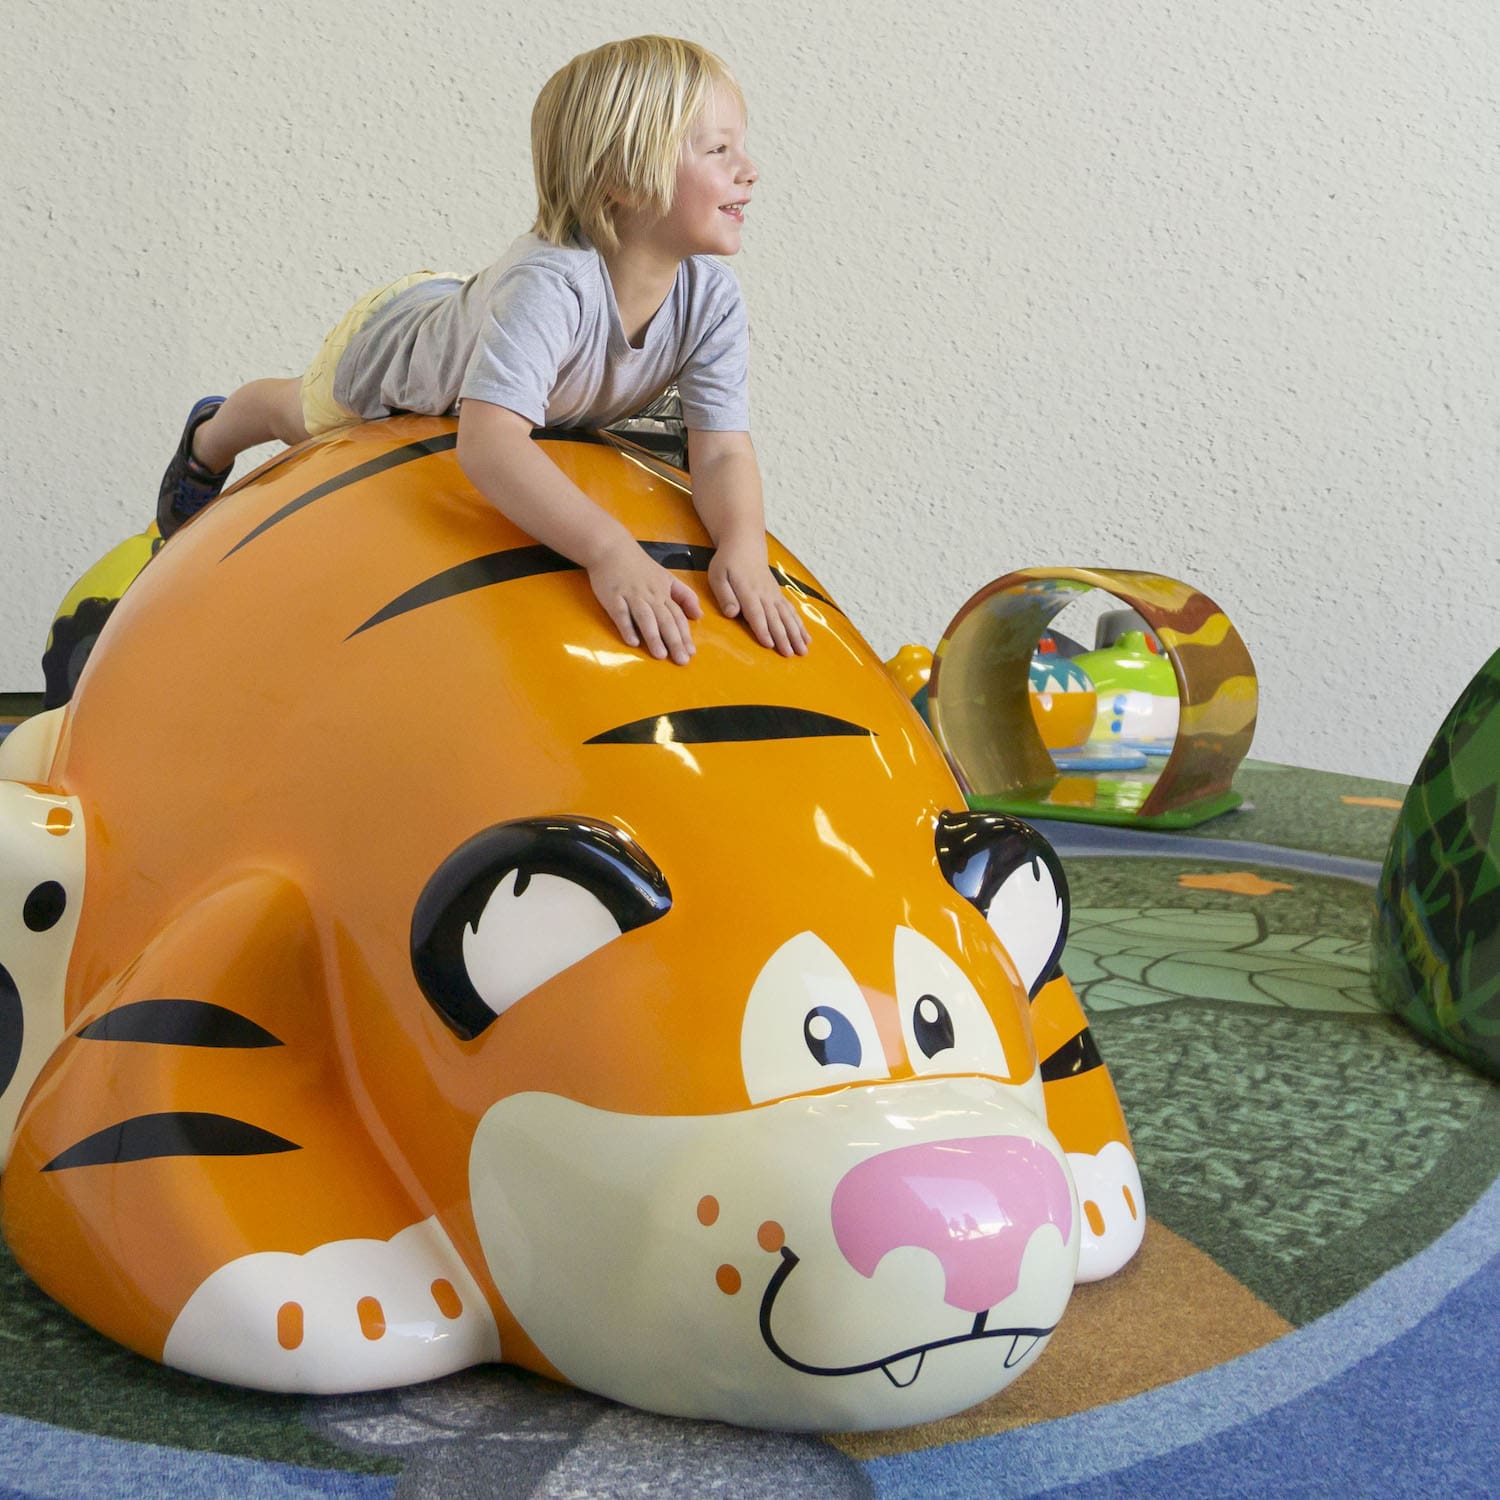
586, 706, 873, 745
222, 428, 645, 561
1038, 1027, 1105, 1083
349, 542, 837, 638
77, 1000, 282, 1049
223, 432, 460, 560
42, 1113, 301, 1171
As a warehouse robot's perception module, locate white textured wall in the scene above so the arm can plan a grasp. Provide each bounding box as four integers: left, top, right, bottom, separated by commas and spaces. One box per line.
4, 0, 1497, 783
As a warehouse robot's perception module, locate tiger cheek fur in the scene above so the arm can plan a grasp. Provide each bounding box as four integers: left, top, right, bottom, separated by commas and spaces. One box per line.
0, 419, 1142, 1425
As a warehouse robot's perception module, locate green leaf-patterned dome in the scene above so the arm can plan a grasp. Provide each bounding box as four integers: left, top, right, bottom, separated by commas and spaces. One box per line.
1371, 647, 1500, 1080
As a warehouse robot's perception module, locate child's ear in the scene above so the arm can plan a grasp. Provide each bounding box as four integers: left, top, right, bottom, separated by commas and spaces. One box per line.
603, 191, 649, 240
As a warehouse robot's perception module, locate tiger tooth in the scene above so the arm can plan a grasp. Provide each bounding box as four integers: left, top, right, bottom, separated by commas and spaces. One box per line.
880, 1351, 926, 1388
1005, 1333, 1041, 1368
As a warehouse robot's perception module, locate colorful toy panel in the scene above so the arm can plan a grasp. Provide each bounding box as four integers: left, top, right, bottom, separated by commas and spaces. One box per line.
0, 421, 1143, 1431
1028, 653, 1097, 752
1073, 630, 1179, 752
1371, 646, 1500, 1080
928, 568, 1258, 829
41, 526, 160, 709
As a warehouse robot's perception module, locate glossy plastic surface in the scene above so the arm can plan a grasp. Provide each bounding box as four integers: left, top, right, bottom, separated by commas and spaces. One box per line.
0, 421, 1142, 1429
1028, 653, 1097, 751
1075, 631, 1180, 750
883, 642, 934, 700
41, 525, 159, 708
930, 568, 1257, 829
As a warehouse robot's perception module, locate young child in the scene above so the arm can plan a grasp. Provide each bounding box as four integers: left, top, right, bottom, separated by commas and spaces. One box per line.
157, 35, 809, 666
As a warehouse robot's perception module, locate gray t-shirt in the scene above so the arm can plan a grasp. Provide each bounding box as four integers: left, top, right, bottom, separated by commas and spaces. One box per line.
332, 233, 750, 431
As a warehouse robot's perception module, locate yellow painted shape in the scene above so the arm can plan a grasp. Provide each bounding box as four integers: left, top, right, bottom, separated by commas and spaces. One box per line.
52, 529, 157, 622
1341, 795, 1403, 810
1107, 573, 1197, 610
1178, 676, 1259, 735
1157, 613, 1233, 651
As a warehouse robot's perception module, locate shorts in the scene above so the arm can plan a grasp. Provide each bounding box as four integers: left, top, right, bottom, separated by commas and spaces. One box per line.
299, 270, 462, 436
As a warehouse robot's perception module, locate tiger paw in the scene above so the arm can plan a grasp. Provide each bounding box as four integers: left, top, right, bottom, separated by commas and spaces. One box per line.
1068, 1139, 1146, 1282
163, 1216, 501, 1393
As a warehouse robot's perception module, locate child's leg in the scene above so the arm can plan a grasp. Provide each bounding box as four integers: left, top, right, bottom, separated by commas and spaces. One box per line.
159, 270, 453, 537
158, 378, 311, 539
192, 378, 310, 473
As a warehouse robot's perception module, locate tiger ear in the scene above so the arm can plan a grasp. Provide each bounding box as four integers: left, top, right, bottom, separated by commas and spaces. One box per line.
934, 812, 1068, 997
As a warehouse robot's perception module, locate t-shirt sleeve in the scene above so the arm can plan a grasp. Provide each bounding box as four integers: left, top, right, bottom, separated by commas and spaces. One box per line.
676, 281, 750, 431
458, 265, 581, 426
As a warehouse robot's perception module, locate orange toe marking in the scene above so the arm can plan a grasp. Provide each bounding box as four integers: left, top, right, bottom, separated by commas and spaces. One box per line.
757, 1220, 785, 1253
45, 807, 73, 836
716, 1264, 742, 1295
1123, 1184, 1138, 1220
697, 1195, 720, 1226
1084, 1201, 1106, 1237
430, 1279, 463, 1319
276, 1301, 304, 1350
357, 1296, 386, 1340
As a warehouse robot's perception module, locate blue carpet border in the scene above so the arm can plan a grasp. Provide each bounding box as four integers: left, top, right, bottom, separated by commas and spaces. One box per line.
866, 1174, 1499, 1497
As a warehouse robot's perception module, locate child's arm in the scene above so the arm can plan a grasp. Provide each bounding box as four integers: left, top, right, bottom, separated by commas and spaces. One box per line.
687, 429, 811, 657
457, 399, 702, 665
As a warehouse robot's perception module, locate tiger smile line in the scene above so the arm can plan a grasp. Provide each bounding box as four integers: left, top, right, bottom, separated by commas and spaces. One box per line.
756, 1246, 1055, 1387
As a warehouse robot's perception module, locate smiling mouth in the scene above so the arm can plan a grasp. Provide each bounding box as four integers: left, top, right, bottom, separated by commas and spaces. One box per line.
719, 203, 746, 220
757, 1247, 1056, 1389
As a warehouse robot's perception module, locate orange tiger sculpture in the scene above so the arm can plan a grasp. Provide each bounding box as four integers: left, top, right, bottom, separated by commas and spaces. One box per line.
0, 419, 1142, 1431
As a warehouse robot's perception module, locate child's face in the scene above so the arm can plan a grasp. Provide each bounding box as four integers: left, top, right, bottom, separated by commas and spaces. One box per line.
647, 83, 758, 260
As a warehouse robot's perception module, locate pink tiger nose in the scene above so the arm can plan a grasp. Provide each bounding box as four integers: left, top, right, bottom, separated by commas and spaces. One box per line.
830, 1136, 1074, 1313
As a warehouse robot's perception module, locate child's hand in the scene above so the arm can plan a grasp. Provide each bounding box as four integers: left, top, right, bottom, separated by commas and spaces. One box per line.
588, 539, 703, 665
708, 542, 812, 657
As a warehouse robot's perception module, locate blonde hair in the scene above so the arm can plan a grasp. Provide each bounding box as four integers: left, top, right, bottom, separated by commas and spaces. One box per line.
531, 36, 742, 253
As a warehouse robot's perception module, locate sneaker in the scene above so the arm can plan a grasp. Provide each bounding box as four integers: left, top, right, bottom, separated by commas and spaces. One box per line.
157, 396, 231, 538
